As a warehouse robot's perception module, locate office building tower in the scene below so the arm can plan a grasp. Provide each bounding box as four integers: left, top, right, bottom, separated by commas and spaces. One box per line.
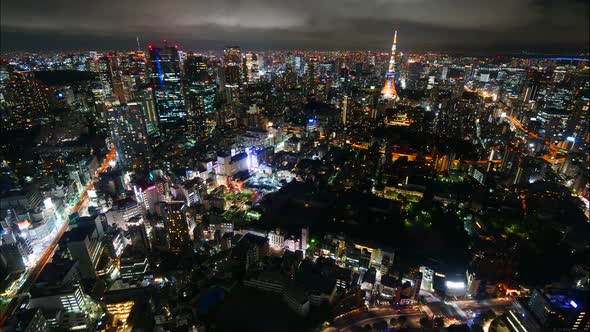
148, 45, 187, 136
407, 61, 425, 90
293, 54, 303, 73
243, 52, 259, 83
96, 56, 115, 98
184, 54, 211, 84
440, 66, 448, 81
126, 50, 149, 89
107, 102, 150, 171
342, 95, 348, 125
60, 224, 104, 279
223, 46, 241, 87
184, 54, 216, 141
161, 201, 190, 252
139, 88, 159, 136
306, 56, 319, 86
186, 84, 215, 141
506, 289, 590, 331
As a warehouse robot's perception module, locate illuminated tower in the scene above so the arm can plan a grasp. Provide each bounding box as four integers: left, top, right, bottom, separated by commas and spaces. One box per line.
381, 30, 399, 100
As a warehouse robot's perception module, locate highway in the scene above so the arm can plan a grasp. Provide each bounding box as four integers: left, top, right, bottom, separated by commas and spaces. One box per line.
334, 307, 426, 331
451, 297, 513, 311
0, 147, 116, 326
449, 297, 513, 318
503, 115, 564, 163
331, 297, 513, 332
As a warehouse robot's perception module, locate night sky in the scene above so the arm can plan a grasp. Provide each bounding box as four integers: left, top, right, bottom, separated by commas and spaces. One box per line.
1, 0, 589, 53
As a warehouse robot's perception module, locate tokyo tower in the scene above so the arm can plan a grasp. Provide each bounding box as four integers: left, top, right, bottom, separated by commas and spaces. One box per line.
381, 30, 399, 100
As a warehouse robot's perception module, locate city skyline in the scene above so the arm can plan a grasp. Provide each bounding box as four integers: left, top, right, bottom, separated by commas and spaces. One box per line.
0, 2, 588, 332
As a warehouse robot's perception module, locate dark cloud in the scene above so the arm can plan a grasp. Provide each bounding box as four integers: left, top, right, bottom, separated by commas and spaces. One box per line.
1, 0, 588, 52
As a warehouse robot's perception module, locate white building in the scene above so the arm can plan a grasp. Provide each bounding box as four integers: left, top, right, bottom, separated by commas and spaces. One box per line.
105, 199, 142, 230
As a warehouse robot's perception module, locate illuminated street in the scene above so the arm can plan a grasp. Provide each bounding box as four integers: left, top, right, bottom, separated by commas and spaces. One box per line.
0, 147, 116, 326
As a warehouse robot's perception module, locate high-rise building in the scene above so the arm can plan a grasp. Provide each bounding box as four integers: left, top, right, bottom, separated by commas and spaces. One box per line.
139, 88, 159, 136
107, 102, 150, 171
96, 55, 116, 99
381, 30, 399, 101
126, 51, 149, 91
507, 289, 590, 331
223, 46, 241, 87
148, 45, 187, 136
566, 97, 590, 147
407, 62, 425, 90
342, 95, 348, 125
186, 84, 215, 141
60, 223, 104, 279
161, 201, 190, 252
99, 53, 134, 103
184, 54, 210, 84
3, 70, 50, 130
184, 54, 216, 141
243, 52, 259, 83
300, 227, 308, 253
306, 56, 319, 86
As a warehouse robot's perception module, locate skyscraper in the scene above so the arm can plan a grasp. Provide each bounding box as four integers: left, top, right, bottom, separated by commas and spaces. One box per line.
107, 102, 150, 171
243, 52, 259, 83
305, 56, 320, 97
566, 97, 590, 147
184, 54, 210, 84
139, 87, 159, 136
306, 56, 319, 85
381, 30, 399, 101
223, 46, 241, 87
185, 84, 215, 141
185, 54, 216, 141
148, 45, 187, 136
126, 51, 149, 94
96, 56, 115, 98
